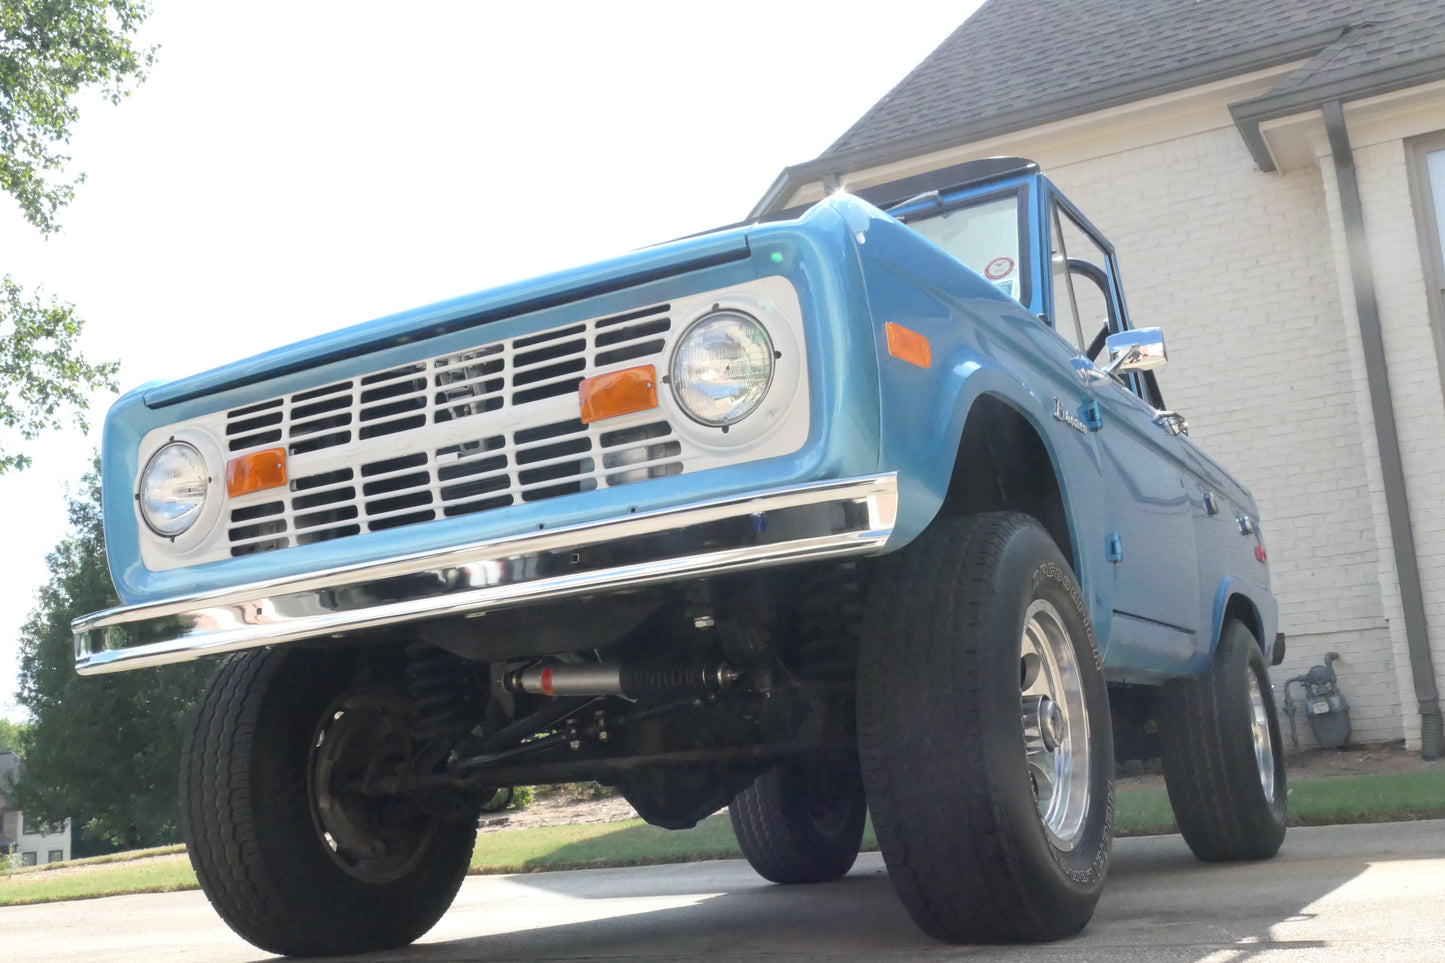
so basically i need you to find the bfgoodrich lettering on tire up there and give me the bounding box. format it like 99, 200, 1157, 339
857, 512, 1114, 943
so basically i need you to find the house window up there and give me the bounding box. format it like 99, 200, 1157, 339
1408, 133, 1445, 392
1427, 149, 1445, 305
48, 849, 64, 863
21, 851, 37, 866
18, 812, 64, 838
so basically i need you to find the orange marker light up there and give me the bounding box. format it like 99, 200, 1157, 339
226, 447, 288, 498
886, 322, 932, 369
579, 365, 658, 424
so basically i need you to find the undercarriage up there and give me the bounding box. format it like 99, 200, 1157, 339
355, 561, 865, 831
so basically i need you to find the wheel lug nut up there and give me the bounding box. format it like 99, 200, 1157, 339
1022, 695, 1065, 753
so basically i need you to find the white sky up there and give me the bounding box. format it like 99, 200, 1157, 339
0, 1, 981, 718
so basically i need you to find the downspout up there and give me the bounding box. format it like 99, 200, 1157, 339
1322, 99, 1443, 759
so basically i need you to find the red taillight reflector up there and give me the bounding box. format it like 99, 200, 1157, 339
579, 365, 658, 424
886, 322, 932, 368
226, 447, 288, 498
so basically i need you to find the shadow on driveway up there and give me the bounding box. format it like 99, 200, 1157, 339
279, 819, 1445, 963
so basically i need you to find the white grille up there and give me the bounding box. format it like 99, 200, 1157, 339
135, 277, 809, 571
221, 304, 681, 556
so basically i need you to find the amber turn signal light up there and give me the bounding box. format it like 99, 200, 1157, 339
226, 447, 288, 498
579, 365, 658, 424
886, 322, 932, 368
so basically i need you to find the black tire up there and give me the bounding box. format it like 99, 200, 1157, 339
857, 512, 1113, 943
180, 647, 477, 957
1159, 619, 1288, 862
730, 753, 866, 884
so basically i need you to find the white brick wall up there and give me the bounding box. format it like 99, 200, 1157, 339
1037, 124, 1409, 744
1316, 136, 1445, 749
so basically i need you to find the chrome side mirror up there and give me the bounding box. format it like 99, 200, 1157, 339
1103, 327, 1168, 376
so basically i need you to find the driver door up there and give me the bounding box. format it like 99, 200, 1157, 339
1045, 192, 1201, 670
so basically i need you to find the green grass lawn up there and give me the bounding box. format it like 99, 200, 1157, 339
0, 855, 196, 905
4, 769, 1441, 907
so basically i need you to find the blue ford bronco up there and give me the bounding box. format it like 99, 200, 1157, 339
75, 157, 1285, 954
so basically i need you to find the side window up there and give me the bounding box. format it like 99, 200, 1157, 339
1048, 201, 1114, 355
1048, 198, 1166, 408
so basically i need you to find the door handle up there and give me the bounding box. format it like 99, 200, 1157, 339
1154, 410, 1188, 437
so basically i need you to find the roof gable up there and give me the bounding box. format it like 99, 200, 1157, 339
756, 0, 1445, 213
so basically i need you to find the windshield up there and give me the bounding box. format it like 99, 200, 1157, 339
904, 191, 1026, 304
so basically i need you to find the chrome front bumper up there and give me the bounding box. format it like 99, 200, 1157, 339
75, 475, 898, 675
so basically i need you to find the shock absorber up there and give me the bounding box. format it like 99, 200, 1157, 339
405, 641, 480, 743
506, 660, 740, 699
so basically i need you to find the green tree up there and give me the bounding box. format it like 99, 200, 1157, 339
12, 459, 211, 849
1, 0, 153, 471
0, 716, 27, 752
1, 277, 118, 472
1, 0, 154, 234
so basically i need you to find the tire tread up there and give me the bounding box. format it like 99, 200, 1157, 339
730, 760, 865, 884
1159, 621, 1287, 862
180, 648, 476, 957
857, 512, 1112, 943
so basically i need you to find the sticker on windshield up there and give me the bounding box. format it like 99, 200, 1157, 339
984, 256, 1015, 280
993, 278, 1019, 300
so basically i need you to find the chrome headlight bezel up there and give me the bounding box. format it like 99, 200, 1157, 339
668, 309, 776, 428
138, 440, 212, 538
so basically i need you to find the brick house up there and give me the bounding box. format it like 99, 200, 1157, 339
0, 751, 71, 866
754, 0, 1445, 753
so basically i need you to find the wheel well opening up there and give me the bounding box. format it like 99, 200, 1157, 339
941, 395, 1074, 568
1221, 595, 1264, 653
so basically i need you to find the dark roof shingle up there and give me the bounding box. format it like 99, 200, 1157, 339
823, 0, 1424, 158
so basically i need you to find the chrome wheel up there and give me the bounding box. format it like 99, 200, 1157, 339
1247, 672, 1277, 803
1020, 598, 1091, 849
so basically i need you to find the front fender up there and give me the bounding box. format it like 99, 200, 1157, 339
837, 200, 1113, 634
840, 202, 1098, 536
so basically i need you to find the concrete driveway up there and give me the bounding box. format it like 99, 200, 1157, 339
4, 819, 1443, 962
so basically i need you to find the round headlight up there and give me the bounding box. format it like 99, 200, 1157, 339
670, 310, 775, 427
139, 442, 210, 537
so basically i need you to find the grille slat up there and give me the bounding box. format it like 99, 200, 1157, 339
229, 429, 283, 451
437, 455, 508, 482
516, 437, 591, 466
596, 339, 666, 367
295, 505, 360, 529
227, 412, 283, 436
440, 474, 510, 501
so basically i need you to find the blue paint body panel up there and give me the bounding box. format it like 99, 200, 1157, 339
97, 168, 1276, 682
